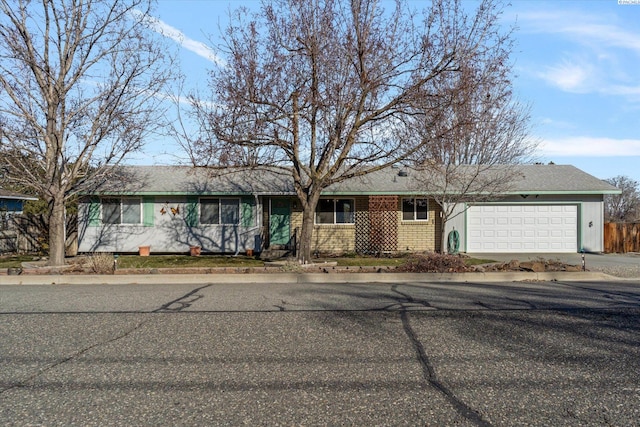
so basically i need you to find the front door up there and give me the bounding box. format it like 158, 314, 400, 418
269, 198, 291, 246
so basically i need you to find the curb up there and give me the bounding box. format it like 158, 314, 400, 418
0, 271, 617, 286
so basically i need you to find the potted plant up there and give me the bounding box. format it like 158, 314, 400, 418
138, 245, 150, 257
189, 245, 201, 257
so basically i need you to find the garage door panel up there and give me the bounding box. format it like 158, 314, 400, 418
483, 217, 496, 226
468, 204, 577, 253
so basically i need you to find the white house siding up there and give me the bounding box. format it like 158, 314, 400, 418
78, 196, 262, 254
442, 202, 467, 254
443, 194, 605, 254
574, 195, 604, 253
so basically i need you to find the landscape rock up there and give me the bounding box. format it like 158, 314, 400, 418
520, 261, 546, 272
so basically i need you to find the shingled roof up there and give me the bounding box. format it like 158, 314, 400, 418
90, 164, 619, 196
0, 189, 38, 200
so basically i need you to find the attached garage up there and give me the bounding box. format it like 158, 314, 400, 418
467, 204, 578, 253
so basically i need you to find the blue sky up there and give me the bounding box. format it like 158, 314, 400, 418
142, 0, 640, 184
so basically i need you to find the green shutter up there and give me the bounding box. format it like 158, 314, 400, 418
143, 196, 155, 227
241, 197, 256, 227
88, 197, 101, 226
186, 196, 199, 227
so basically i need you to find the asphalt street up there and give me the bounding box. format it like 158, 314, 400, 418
1, 279, 640, 426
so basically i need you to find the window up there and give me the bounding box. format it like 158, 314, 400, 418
200, 198, 240, 225
315, 199, 355, 224
402, 198, 428, 221
102, 198, 141, 224
200, 199, 219, 224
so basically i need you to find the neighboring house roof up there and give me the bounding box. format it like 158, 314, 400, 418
0, 189, 38, 201
88, 164, 620, 197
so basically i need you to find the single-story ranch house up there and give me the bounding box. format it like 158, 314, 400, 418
77, 164, 620, 255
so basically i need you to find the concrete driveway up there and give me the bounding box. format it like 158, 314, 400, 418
467, 252, 640, 278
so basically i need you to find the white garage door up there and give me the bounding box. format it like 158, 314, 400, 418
467, 204, 578, 253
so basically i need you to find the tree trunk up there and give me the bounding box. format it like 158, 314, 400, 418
440, 218, 448, 254
48, 196, 66, 266
298, 207, 315, 264
297, 190, 321, 264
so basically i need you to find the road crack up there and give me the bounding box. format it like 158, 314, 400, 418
0, 318, 150, 395
401, 310, 492, 427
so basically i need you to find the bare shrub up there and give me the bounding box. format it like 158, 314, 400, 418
397, 253, 470, 273
87, 253, 115, 275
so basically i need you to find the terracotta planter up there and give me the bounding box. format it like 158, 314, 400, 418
190, 246, 201, 257
138, 245, 150, 257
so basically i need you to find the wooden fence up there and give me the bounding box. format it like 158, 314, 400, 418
604, 222, 640, 253
0, 213, 77, 255
0, 214, 42, 254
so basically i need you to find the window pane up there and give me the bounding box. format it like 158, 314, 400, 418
335, 199, 354, 223
416, 199, 428, 220
220, 199, 239, 224
316, 199, 334, 224
122, 199, 141, 224
200, 198, 219, 224
402, 198, 414, 221
102, 198, 121, 224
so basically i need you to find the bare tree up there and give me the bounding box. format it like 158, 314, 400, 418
605, 176, 640, 222
187, 0, 517, 263
409, 58, 537, 253
0, 0, 173, 265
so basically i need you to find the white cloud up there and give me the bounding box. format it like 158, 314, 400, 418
517, 10, 640, 53
562, 22, 640, 54
516, 7, 640, 99
132, 10, 225, 67
537, 59, 593, 93
607, 84, 640, 98
538, 117, 576, 130
540, 136, 640, 157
